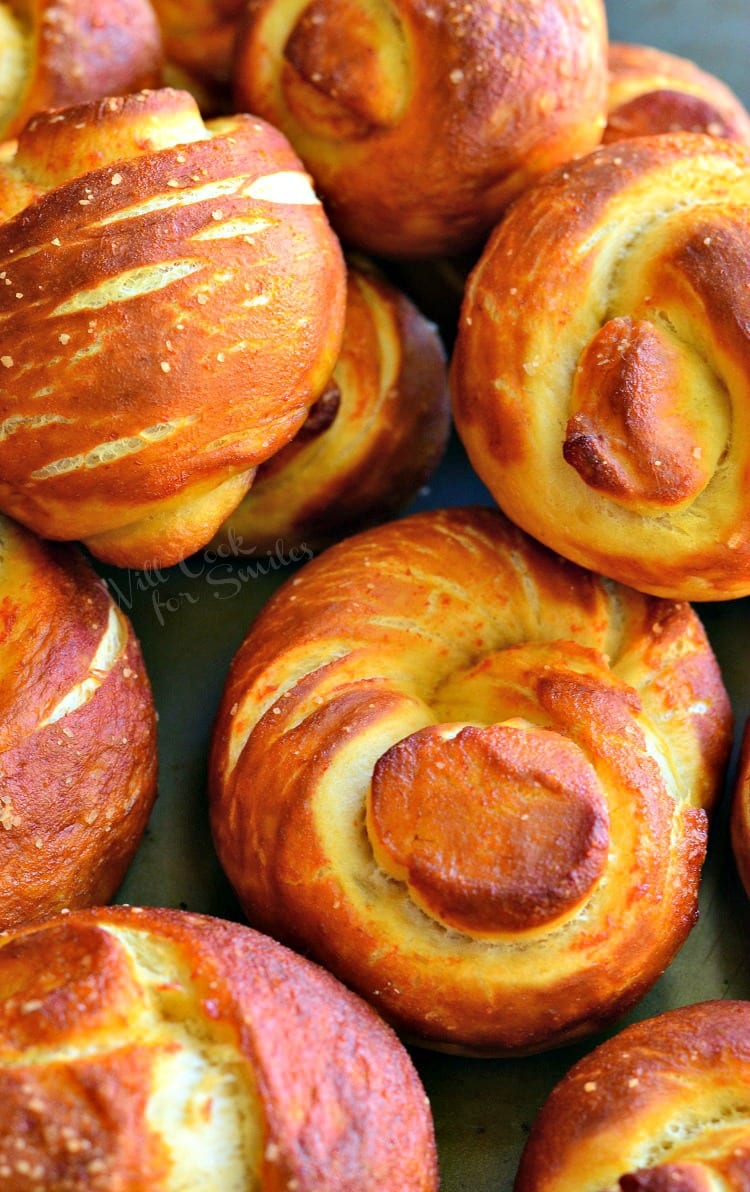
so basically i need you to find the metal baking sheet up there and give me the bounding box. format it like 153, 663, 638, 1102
110, 4, 750, 1187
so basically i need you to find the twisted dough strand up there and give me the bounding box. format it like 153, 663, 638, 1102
452, 133, 750, 599
210, 507, 731, 1053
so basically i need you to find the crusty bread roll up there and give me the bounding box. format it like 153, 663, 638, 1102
209, 506, 731, 1054
0, 87, 346, 569
0, 514, 157, 931
514, 1000, 750, 1190
149, 0, 244, 114
214, 258, 450, 553
605, 42, 750, 144
232, 0, 608, 258
0, 0, 162, 139
0, 905, 438, 1190
452, 132, 750, 601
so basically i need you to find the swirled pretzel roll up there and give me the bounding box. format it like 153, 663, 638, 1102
0, 514, 157, 931
452, 133, 750, 601
214, 259, 450, 553
0, 905, 438, 1190
232, 0, 609, 258
209, 506, 731, 1055
514, 1000, 750, 1191
605, 42, 750, 145
149, 0, 245, 114
730, 720, 750, 899
0, 0, 163, 139
0, 87, 346, 569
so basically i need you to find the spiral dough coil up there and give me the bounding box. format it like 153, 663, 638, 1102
209, 506, 732, 1054
452, 133, 750, 600
515, 1000, 750, 1191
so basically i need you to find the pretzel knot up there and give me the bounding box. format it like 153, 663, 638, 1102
210, 507, 732, 1054
452, 133, 750, 600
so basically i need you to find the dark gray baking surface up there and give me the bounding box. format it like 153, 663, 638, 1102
111, 5, 750, 1188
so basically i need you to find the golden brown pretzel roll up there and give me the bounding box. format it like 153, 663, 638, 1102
514, 1000, 750, 1191
214, 258, 450, 553
149, 0, 245, 114
0, 87, 346, 569
452, 132, 750, 601
0, 514, 157, 931
0, 0, 163, 139
209, 506, 731, 1054
605, 42, 750, 145
232, 0, 608, 258
0, 905, 438, 1190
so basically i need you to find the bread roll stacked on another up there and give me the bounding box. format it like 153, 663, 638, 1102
0, 906, 438, 1190
452, 132, 750, 600
605, 42, 750, 144
215, 258, 450, 553
0, 514, 157, 931
232, 0, 609, 257
210, 506, 732, 1055
0, 86, 346, 568
0, 0, 163, 139
148, 0, 245, 113
514, 1000, 750, 1190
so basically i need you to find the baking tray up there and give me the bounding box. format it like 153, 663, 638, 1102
107, 4, 750, 1187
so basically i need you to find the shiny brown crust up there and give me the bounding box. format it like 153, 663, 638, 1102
0, 515, 157, 931
0, 905, 438, 1190
605, 42, 750, 145
149, 0, 245, 113
0, 0, 163, 139
514, 1000, 750, 1191
209, 506, 731, 1054
232, 0, 608, 257
214, 258, 450, 553
0, 87, 345, 569
452, 132, 750, 600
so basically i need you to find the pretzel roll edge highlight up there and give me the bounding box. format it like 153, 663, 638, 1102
0, 87, 346, 568
0, 513, 157, 930
209, 506, 732, 1054
452, 132, 750, 600
0, 905, 438, 1190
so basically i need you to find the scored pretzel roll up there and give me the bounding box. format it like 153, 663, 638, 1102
214, 258, 450, 553
232, 0, 608, 258
0, 0, 163, 139
605, 42, 750, 145
0, 514, 157, 931
209, 506, 732, 1055
149, 0, 245, 114
452, 132, 750, 601
0, 87, 346, 569
0, 905, 438, 1190
514, 1000, 750, 1191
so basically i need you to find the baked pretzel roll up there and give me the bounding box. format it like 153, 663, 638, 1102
0, 87, 346, 569
514, 1000, 750, 1191
149, 0, 245, 114
209, 506, 731, 1054
232, 0, 608, 258
605, 42, 750, 145
452, 132, 750, 601
0, 514, 157, 931
0, 905, 438, 1190
0, 0, 162, 139
214, 258, 450, 553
